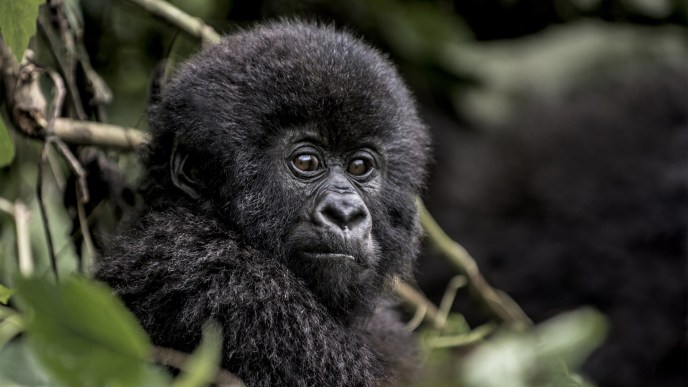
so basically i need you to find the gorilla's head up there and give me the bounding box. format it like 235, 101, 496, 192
144, 21, 430, 318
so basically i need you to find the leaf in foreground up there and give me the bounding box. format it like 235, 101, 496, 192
461, 308, 607, 387
0, 340, 52, 386
16, 276, 169, 386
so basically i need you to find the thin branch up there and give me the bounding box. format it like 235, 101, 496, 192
40, 66, 91, 203
404, 301, 427, 332
394, 280, 444, 330
427, 323, 496, 349
46, 146, 66, 191
14, 201, 33, 277
2, 35, 147, 151
436, 275, 467, 328
36, 144, 59, 282
0, 198, 34, 276
75, 186, 96, 272
48, 118, 148, 150
37, 4, 87, 120
124, 0, 221, 46
418, 199, 532, 330
0, 198, 13, 215
43, 67, 66, 134
152, 346, 245, 387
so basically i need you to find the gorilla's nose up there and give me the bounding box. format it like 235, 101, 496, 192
314, 194, 371, 237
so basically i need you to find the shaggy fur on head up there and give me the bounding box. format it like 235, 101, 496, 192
96, 21, 429, 386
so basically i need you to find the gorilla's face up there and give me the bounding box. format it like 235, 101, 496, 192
276, 131, 385, 313
149, 22, 430, 318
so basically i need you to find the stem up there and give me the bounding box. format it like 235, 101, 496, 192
418, 199, 532, 330
124, 0, 221, 46
394, 280, 444, 330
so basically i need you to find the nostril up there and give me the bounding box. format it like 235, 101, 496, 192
318, 198, 369, 231
323, 205, 347, 228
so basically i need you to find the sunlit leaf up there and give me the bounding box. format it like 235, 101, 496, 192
0, 283, 14, 304
0, 0, 44, 62
461, 308, 607, 387
535, 308, 608, 369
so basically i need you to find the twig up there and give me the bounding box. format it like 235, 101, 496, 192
0, 198, 34, 276
152, 346, 244, 387
418, 200, 532, 330
427, 323, 496, 349
36, 144, 59, 282
75, 186, 96, 272
124, 0, 221, 46
14, 201, 33, 277
0, 198, 13, 216
40, 66, 91, 203
37, 3, 87, 120
43, 67, 65, 134
404, 301, 427, 332
47, 118, 148, 149
436, 275, 467, 328
46, 146, 66, 191
394, 280, 443, 330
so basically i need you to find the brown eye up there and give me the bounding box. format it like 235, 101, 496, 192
347, 158, 369, 176
293, 154, 320, 172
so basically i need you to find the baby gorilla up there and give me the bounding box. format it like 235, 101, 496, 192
96, 21, 430, 386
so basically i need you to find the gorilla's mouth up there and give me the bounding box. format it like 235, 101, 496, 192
301, 252, 356, 261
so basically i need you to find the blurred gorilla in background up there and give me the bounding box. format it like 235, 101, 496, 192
418, 65, 687, 387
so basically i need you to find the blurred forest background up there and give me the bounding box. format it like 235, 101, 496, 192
0, 0, 686, 386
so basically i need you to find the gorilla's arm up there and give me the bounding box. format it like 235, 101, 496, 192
96, 208, 411, 386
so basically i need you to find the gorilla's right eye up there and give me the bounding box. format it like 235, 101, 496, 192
292, 154, 321, 172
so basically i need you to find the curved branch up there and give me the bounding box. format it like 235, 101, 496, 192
418, 199, 532, 330
124, 0, 221, 46
394, 280, 443, 330
152, 346, 244, 386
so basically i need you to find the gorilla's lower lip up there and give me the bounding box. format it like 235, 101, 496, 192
301, 252, 356, 261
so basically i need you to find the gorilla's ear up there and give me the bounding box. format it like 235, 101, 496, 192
170, 137, 202, 199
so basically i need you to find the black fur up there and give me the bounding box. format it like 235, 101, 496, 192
96, 21, 430, 386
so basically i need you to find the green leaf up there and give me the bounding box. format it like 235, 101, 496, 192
0, 0, 44, 62
460, 308, 607, 387
16, 275, 157, 387
173, 321, 224, 387
534, 307, 608, 370
0, 313, 23, 350
0, 283, 14, 304
0, 339, 53, 386
0, 118, 15, 167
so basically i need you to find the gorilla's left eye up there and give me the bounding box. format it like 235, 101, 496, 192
347, 156, 375, 177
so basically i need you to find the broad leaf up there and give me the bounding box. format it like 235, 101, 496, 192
16, 276, 159, 387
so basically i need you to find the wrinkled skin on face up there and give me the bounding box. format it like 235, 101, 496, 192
96, 21, 430, 386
